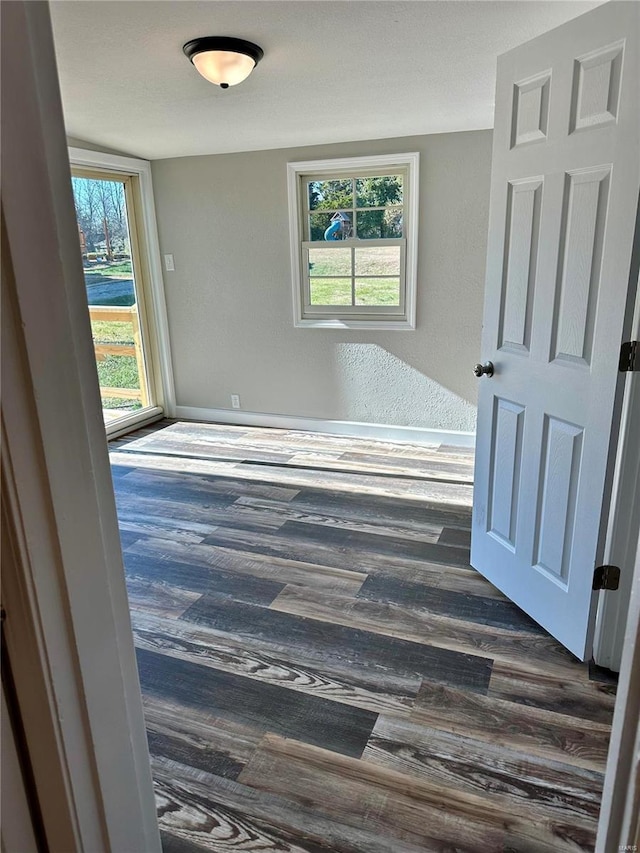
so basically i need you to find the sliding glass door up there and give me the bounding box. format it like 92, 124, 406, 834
71, 168, 156, 426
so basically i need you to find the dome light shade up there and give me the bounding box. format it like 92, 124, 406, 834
183, 37, 264, 88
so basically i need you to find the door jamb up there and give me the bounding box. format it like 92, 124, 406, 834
596, 529, 640, 850
1, 2, 161, 848
593, 199, 640, 671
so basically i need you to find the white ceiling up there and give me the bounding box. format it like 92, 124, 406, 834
50, 0, 601, 161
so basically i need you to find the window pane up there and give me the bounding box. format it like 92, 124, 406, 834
309, 211, 353, 241
355, 175, 403, 208
73, 176, 135, 307
309, 212, 332, 241
308, 179, 353, 211
356, 208, 403, 239
354, 245, 401, 276
310, 278, 352, 305
354, 278, 401, 306
309, 248, 352, 277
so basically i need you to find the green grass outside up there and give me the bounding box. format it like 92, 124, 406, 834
309, 249, 351, 277
91, 318, 141, 410
309, 245, 400, 277
308, 245, 401, 306
354, 247, 400, 276
97, 355, 141, 411
92, 319, 134, 344
85, 260, 133, 277
96, 354, 139, 388
310, 277, 400, 306
355, 278, 400, 305
310, 278, 352, 305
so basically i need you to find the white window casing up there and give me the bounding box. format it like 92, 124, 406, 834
287, 153, 419, 330
68, 146, 176, 427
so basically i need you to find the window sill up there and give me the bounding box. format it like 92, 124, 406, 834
294, 317, 415, 330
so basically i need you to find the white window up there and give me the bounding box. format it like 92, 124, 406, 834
287, 153, 419, 329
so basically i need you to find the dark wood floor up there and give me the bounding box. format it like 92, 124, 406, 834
109, 420, 616, 853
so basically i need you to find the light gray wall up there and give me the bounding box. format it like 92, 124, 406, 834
67, 135, 135, 157
151, 131, 493, 432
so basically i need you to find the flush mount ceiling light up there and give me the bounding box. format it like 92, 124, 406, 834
183, 37, 264, 89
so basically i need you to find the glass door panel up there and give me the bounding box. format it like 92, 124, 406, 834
71, 171, 154, 424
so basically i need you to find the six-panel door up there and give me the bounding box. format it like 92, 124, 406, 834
471, 2, 639, 660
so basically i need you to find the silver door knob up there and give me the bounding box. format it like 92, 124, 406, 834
473, 361, 494, 378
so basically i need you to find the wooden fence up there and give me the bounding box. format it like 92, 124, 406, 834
89, 305, 149, 407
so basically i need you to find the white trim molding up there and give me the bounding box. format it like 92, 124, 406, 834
2, 3, 161, 849
105, 406, 165, 440
287, 152, 419, 330
68, 146, 177, 417
596, 531, 640, 851
174, 405, 476, 447
593, 268, 640, 671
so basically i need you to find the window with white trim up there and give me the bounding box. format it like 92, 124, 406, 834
288, 153, 419, 329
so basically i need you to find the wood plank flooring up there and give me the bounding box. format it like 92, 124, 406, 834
109, 420, 616, 853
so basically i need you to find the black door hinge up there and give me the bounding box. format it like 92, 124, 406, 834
593, 565, 621, 591
619, 341, 639, 372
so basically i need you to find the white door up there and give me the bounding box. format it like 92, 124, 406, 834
471, 1, 639, 660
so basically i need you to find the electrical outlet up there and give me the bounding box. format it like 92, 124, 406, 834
231, 394, 241, 409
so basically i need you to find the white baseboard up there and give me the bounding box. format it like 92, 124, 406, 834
173, 405, 476, 448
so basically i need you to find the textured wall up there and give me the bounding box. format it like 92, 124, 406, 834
67, 135, 136, 158
151, 131, 492, 432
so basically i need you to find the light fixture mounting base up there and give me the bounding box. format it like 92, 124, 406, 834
182, 36, 264, 67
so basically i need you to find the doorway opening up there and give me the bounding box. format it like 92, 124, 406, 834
71, 168, 156, 426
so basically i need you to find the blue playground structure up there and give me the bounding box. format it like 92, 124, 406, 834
324, 219, 342, 240
323, 211, 352, 241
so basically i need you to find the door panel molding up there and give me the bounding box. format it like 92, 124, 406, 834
471, 0, 639, 659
